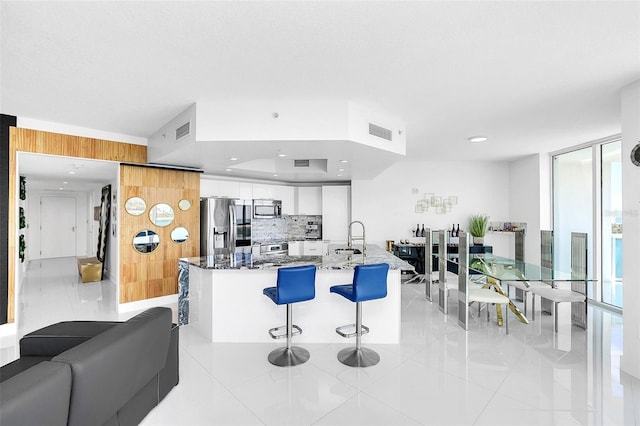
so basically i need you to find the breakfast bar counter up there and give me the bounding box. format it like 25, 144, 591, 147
179, 245, 411, 344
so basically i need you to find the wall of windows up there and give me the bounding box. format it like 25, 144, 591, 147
552, 137, 622, 309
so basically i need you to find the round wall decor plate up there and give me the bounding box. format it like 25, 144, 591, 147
631, 142, 640, 167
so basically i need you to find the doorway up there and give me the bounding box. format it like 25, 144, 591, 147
39, 195, 77, 258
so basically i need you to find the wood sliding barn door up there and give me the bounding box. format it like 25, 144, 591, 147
119, 164, 200, 304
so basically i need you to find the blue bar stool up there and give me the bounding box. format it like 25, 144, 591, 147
330, 263, 389, 367
263, 265, 316, 367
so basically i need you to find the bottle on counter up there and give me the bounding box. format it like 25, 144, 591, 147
455, 224, 460, 237
416, 224, 420, 237
451, 224, 456, 237
420, 224, 425, 237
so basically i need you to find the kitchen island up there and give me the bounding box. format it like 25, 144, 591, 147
179, 245, 412, 344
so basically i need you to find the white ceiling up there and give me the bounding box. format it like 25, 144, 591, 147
18, 153, 118, 192
1, 1, 639, 186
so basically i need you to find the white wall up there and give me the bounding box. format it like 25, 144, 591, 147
196, 100, 349, 141
351, 159, 512, 256
148, 104, 197, 161
620, 80, 640, 379
509, 154, 545, 265
552, 151, 594, 274
26, 189, 91, 259
539, 153, 552, 231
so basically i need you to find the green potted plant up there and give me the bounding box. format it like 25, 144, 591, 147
468, 214, 489, 245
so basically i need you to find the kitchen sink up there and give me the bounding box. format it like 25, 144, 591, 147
334, 248, 362, 255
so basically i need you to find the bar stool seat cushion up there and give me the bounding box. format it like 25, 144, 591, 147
329, 284, 356, 301
262, 287, 278, 303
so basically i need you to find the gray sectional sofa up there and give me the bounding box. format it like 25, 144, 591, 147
0, 307, 179, 426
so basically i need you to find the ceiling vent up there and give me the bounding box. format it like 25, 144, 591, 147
294, 159, 310, 167
175, 121, 191, 140
369, 123, 392, 141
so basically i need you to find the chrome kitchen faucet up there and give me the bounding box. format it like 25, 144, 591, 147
348, 221, 367, 260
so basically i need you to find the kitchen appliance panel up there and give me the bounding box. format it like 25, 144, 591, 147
201, 198, 252, 257
235, 201, 252, 247
253, 199, 282, 219
305, 221, 322, 240
260, 242, 289, 255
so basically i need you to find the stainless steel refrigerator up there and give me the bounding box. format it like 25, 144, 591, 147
200, 198, 252, 258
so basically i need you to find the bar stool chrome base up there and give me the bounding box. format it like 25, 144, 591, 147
337, 346, 380, 367
267, 346, 310, 367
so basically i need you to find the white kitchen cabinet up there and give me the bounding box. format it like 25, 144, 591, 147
253, 184, 295, 215
272, 185, 295, 215
239, 183, 253, 200
303, 240, 323, 256
252, 184, 273, 199
200, 179, 240, 198
322, 185, 350, 241
288, 241, 303, 256
296, 186, 322, 215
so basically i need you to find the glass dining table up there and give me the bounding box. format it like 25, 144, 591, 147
439, 251, 591, 328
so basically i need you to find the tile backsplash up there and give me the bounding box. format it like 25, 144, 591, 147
252, 215, 322, 243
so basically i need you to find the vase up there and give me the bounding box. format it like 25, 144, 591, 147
473, 236, 484, 246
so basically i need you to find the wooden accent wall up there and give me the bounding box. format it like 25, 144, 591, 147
119, 165, 200, 304
7, 127, 147, 323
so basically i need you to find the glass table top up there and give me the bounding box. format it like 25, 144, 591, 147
435, 252, 593, 282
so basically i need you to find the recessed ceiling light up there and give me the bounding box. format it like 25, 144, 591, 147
273, 174, 278, 177
63, 181, 68, 184
340, 160, 349, 163
338, 168, 345, 172
225, 168, 232, 172
229, 157, 238, 161
58, 187, 64, 190
468, 136, 488, 143
337, 174, 343, 177
278, 153, 287, 157
68, 171, 76, 175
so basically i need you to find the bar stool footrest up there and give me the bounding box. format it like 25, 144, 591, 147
335, 323, 369, 338
268, 324, 302, 339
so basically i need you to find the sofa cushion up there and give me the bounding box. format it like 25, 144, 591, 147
52, 307, 172, 426
0, 361, 71, 426
116, 375, 160, 426
0, 356, 52, 382
20, 320, 120, 357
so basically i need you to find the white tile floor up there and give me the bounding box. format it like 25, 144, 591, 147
4, 257, 640, 425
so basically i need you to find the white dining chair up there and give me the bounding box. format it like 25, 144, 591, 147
530, 286, 586, 332
467, 282, 511, 334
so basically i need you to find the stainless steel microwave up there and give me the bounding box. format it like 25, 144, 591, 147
252, 199, 282, 219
